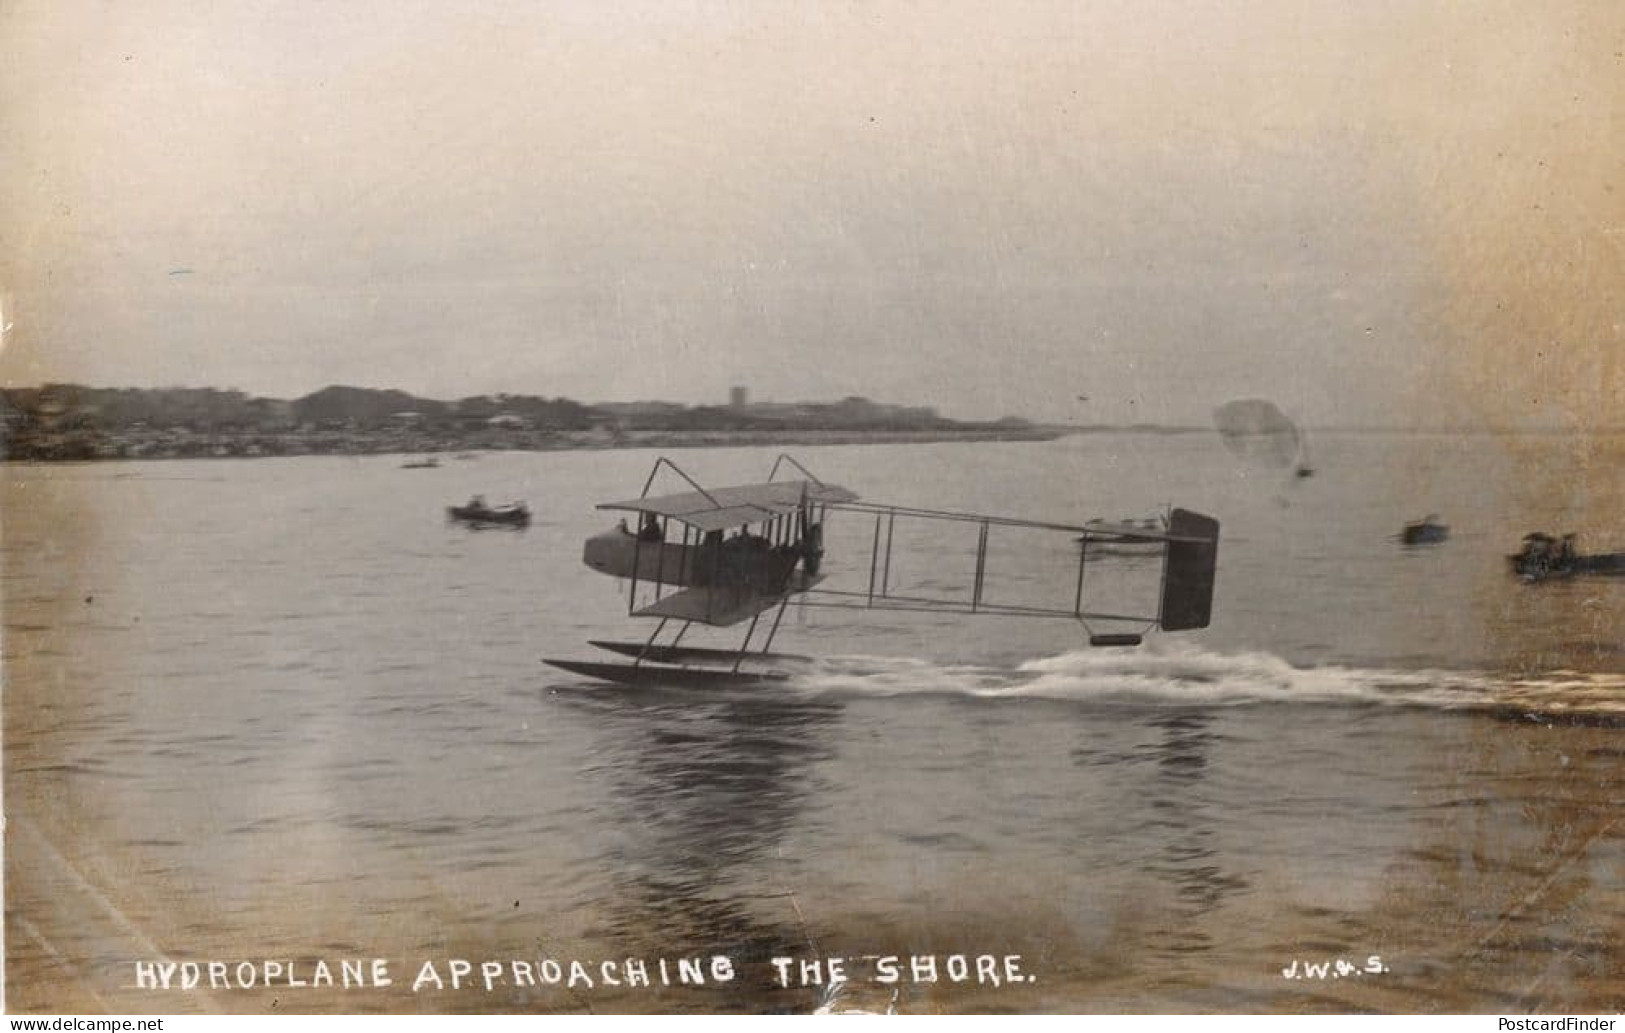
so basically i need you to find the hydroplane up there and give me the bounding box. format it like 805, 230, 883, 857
543, 455, 1219, 686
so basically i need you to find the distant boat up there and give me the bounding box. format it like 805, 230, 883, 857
1509, 532, 1625, 582
1076, 517, 1165, 558
1401, 515, 1449, 546
448, 498, 530, 529
402, 456, 440, 469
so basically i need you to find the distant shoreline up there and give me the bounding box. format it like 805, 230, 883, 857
0, 426, 1065, 462
6, 421, 1616, 462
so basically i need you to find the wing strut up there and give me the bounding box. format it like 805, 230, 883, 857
760, 598, 791, 656
733, 611, 763, 672
634, 618, 669, 667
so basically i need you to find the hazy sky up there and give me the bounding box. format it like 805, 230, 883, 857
2, 1, 1620, 426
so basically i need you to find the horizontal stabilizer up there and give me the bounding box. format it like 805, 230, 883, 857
1159, 508, 1219, 631
1089, 633, 1144, 648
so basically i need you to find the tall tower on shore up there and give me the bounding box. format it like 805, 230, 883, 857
729, 386, 747, 410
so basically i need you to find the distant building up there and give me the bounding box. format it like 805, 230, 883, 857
595, 401, 688, 419
729, 386, 747, 410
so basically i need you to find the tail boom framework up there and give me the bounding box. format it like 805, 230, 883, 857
801, 500, 1220, 645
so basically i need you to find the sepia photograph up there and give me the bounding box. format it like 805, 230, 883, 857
2, 0, 1621, 1017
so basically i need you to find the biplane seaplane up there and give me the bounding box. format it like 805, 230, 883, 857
543, 455, 1219, 686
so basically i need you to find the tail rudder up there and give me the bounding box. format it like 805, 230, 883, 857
1159, 508, 1219, 631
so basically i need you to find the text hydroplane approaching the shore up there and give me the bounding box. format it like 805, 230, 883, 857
543, 455, 1220, 685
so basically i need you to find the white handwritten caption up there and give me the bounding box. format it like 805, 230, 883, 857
1281, 956, 1388, 980
134, 953, 1031, 993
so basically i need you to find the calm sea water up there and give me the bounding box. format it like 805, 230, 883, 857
5, 433, 1622, 1013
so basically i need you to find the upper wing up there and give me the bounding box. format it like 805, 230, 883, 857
600, 480, 859, 532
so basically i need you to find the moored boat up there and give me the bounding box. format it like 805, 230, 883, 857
1509, 532, 1625, 581
447, 497, 531, 528
1400, 515, 1449, 546
1075, 517, 1165, 558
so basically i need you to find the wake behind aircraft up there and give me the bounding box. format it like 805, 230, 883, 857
543, 455, 1220, 686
